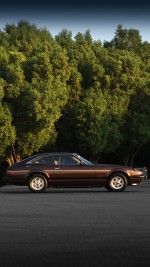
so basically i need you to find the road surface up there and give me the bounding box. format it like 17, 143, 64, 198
0, 181, 150, 267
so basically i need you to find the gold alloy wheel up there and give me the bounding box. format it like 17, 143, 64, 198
31, 177, 45, 191
110, 176, 124, 190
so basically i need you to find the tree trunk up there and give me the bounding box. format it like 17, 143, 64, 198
123, 148, 139, 167
6, 152, 22, 166
6, 153, 15, 166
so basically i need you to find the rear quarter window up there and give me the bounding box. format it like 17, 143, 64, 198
28, 156, 50, 165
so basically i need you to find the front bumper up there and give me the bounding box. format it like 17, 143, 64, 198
129, 175, 147, 186
135, 168, 148, 180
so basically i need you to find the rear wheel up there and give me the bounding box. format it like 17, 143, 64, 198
106, 173, 128, 192
28, 174, 48, 193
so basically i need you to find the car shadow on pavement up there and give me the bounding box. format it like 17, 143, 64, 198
0, 187, 145, 194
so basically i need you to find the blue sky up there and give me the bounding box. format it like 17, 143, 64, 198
0, 0, 150, 43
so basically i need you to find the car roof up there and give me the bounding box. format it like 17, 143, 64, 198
29, 152, 76, 159
38, 152, 75, 155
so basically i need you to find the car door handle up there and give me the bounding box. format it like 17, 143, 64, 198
55, 168, 60, 170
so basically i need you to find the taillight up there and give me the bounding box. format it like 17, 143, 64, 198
7, 171, 15, 175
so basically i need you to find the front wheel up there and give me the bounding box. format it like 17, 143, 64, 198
106, 173, 128, 192
28, 174, 48, 193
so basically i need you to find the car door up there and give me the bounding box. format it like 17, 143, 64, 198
51, 155, 96, 187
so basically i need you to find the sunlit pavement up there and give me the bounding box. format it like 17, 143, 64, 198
0, 181, 150, 267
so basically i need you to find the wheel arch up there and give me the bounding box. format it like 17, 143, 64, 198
107, 171, 129, 185
26, 172, 50, 185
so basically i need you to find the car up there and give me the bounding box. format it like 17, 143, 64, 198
3, 152, 147, 193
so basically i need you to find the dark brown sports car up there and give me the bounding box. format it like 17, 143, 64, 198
4, 152, 147, 193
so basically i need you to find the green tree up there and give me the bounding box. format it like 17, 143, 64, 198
0, 78, 15, 161
75, 87, 131, 162
13, 46, 70, 158
104, 24, 143, 54
0, 21, 71, 163
4, 20, 54, 55
119, 87, 150, 166
0, 20, 149, 168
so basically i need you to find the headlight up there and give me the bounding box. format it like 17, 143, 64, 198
134, 168, 144, 175
129, 169, 143, 176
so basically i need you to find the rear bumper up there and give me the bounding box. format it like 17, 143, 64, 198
2, 176, 26, 185
0, 177, 7, 187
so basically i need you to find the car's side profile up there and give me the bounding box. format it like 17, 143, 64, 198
4, 152, 147, 193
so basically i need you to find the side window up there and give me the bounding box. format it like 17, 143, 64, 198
30, 156, 50, 164
60, 155, 80, 165
49, 156, 60, 165
38, 156, 50, 164
48, 155, 81, 165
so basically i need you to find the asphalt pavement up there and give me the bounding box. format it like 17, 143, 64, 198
0, 181, 150, 267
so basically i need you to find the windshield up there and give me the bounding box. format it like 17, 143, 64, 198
74, 154, 93, 165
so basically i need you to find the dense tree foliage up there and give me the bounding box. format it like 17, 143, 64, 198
0, 21, 149, 167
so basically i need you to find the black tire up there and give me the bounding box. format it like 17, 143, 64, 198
28, 174, 48, 193
106, 173, 128, 192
